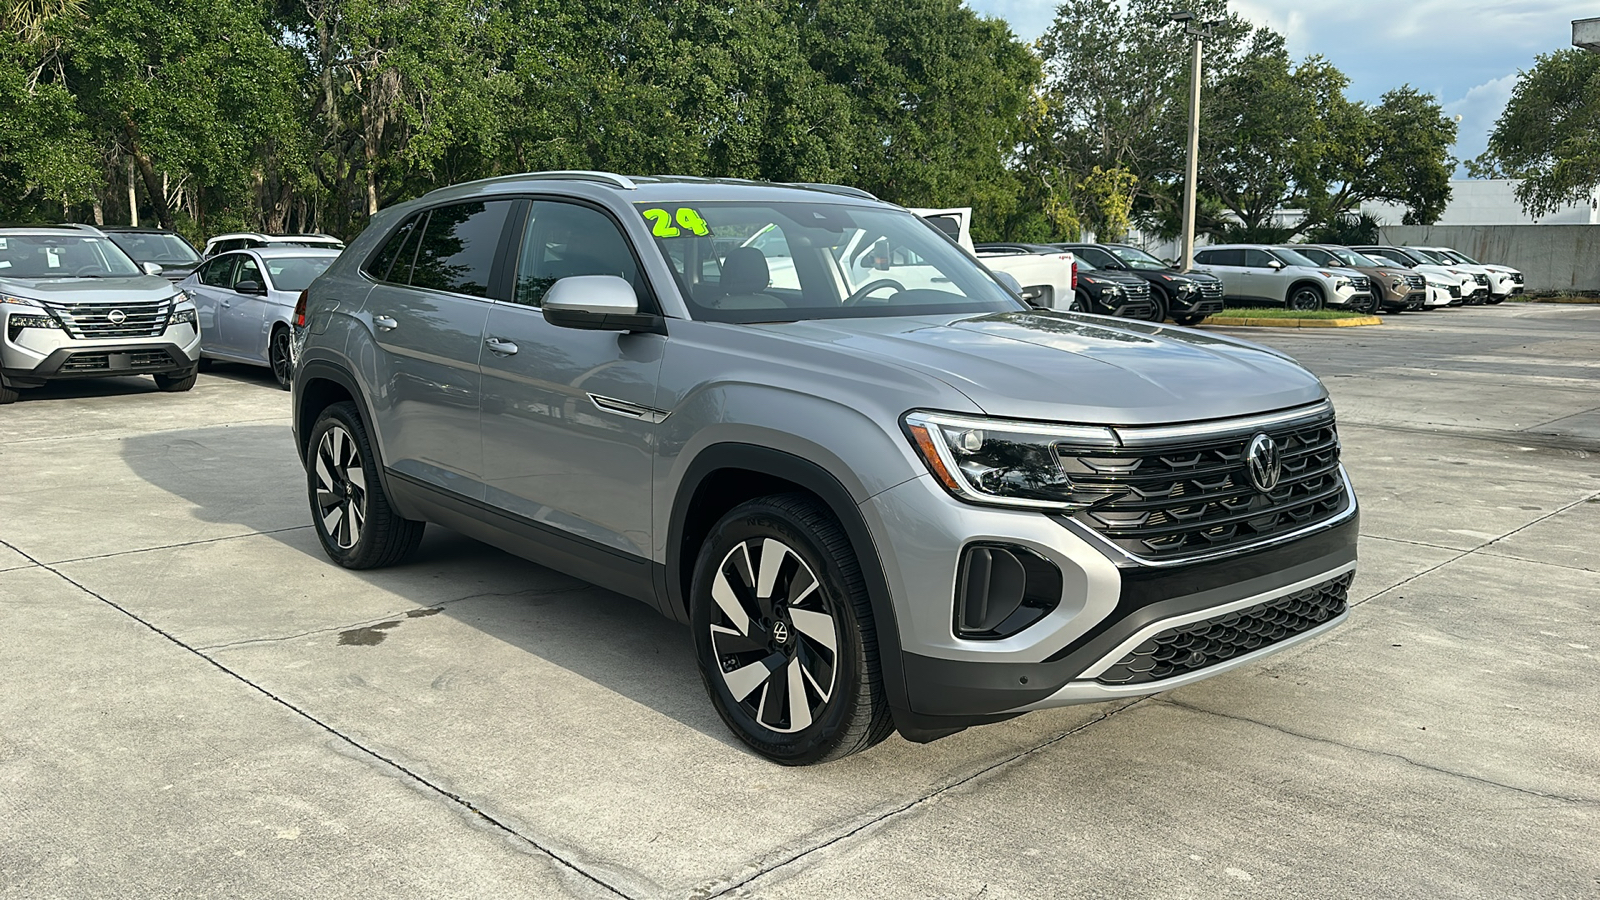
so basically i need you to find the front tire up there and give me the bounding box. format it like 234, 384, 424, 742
307, 401, 425, 569
153, 370, 197, 392
0, 382, 18, 404
1288, 284, 1325, 312
691, 494, 893, 765
1143, 290, 1168, 323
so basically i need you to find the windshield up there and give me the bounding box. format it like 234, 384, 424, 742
1273, 248, 1320, 268
1365, 254, 1409, 269
1441, 249, 1481, 265
264, 256, 334, 292
0, 234, 142, 278
1107, 245, 1170, 270
107, 232, 199, 265
1407, 248, 1450, 265
640, 201, 1024, 322
1327, 248, 1379, 267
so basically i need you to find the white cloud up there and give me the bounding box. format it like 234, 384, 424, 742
1444, 72, 1520, 169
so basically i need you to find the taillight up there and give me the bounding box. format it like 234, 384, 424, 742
294, 290, 309, 327
1071, 260, 1078, 291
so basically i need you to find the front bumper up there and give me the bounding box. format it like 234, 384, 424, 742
2, 314, 201, 387
864, 469, 1358, 733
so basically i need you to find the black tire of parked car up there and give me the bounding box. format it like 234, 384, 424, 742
306, 401, 426, 569
1173, 313, 1207, 326
1074, 291, 1098, 314
0, 383, 18, 404
1288, 284, 1325, 313
1352, 293, 1379, 315
153, 371, 197, 392
1487, 295, 1505, 305
1143, 289, 1169, 324
269, 326, 294, 391
690, 493, 894, 765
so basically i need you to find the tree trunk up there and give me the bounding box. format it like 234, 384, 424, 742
124, 119, 173, 229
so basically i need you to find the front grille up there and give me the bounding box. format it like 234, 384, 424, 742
1096, 572, 1352, 685
1062, 413, 1349, 562
1511, 272, 1524, 284
1349, 275, 1370, 291
1448, 284, 1461, 298
41, 299, 172, 339
1473, 273, 1489, 286
1404, 274, 1425, 290
1125, 281, 1151, 299
58, 350, 173, 372
1197, 281, 1223, 298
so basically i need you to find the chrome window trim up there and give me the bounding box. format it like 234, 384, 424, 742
1111, 399, 1334, 447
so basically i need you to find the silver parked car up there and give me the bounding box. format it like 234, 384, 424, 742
184, 247, 339, 388
1194, 244, 1376, 312
0, 225, 201, 404
293, 172, 1359, 764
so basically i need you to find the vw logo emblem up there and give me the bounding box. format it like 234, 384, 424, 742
107, 309, 127, 325
1246, 433, 1283, 493
771, 621, 791, 644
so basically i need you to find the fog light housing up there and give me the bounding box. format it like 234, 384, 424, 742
954, 543, 1062, 639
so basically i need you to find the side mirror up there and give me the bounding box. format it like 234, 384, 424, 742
141, 261, 164, 276
993, 270, 1024, 296
543, 275, 663, 334
1266, 259, 1285, 270
860, 239, 892, 271
234, 279, 267, 295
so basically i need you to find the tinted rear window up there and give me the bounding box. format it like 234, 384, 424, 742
409, 201, 514, 297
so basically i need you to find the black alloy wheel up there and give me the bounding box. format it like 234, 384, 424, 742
691, 494, 892, 764
269, 326, 294, 390
1288, 285, 1325, 312
307, 401, 425, 568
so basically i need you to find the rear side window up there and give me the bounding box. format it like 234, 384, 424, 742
365, 215, 420, 282
1076, 247, 1122, 269
1198, 249, 1243, 266
409, 200, 515, 297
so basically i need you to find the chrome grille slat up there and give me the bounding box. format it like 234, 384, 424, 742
42, 299, 172, 339
1064, 415, 1348, 561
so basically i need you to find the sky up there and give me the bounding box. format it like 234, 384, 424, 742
966, 0, 1595, 174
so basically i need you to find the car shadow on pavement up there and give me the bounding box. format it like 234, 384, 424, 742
11, 374, 161, 402
120, 423, 734, 748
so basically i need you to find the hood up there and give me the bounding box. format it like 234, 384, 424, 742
750, 310, 1327, 426
0, 273, 182, 305
157, 262, 201, 282
1078, 271, 1146, 288
1162, 269, 1221, 284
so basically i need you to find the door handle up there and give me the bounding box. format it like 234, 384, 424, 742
373, 315, 398, 331
220, 301, 231, 309
484, 337, 518, 356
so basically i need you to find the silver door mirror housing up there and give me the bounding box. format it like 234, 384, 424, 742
542, 275, 665, 334
1267, 259, 1285, 270
993, 270, 1024, 296
141, 261, 164, 276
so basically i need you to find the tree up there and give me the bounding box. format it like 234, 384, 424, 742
1472, 49, 1600, 217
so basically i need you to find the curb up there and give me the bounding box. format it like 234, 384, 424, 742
1204, 315, 1383, 328
1516, 297, 1600, 305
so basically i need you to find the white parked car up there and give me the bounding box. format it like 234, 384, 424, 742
1358, 251, 1456, 308
202, 232, 345, 258
1193, 244, 1375, 312
181, 247, 339, 387
1412, 246, 1523, 302
910, 208, 1077, 311
1351, 246, 1481, 305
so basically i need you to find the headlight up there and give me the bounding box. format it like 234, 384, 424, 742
1176, 281, 1197, 294
170, 307, 198, 329
903, 411, 1117, 510
170, 290, 190, 305
1103, 284, 1124, 295
1, 294, 43, 307
1390, 277, 1405, 289
1334, 278, 1351, 290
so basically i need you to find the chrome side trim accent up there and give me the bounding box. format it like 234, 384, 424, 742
588, 393, 670, 423
1056, 466, 1358, 569
1009, 610, 1349, 712
1111, 399, 1334, 447
1078, 560, 1356, 680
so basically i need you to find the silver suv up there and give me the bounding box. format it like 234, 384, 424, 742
292, 173, 1359, 764
1, 225, 201, 403
1194, 244, 1376, 313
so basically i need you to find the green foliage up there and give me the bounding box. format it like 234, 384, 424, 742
1475, 49, 1600, 217
1303, 212, 1380, 246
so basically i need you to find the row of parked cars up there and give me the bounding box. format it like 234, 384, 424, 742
972, 239, 1524, 323
0, 224, 346, 401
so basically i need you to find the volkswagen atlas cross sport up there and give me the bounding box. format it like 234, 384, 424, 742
291, 172, 1359, 765
1, 225, 201, 403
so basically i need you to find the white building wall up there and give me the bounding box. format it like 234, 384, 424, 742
1362, 179, 1600, 226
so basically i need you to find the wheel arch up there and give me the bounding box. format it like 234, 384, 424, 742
1286, 279, 1326, 303
665, 443, 913, 726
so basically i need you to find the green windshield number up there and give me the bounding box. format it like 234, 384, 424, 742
642, 208, 681, 238
641, 206, 711, 238
674, 207, 711, 236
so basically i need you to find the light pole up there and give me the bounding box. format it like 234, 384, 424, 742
1173, 12, 1217, 272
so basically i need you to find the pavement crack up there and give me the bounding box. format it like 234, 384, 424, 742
0, 536, 637, 900
48, 526, 315, 566
1160, 698, 1593, 805
697, 699, 1147, 899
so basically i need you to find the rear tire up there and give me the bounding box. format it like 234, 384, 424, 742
269, 326, 294, 390
691, 493, 893, 765
153, 371, 197, 393
306, 401, 425, 569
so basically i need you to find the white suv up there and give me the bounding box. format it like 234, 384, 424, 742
202, 232, 345, 258
1193, 244, 1375, 313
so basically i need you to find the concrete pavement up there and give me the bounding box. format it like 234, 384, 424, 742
2, 305, 1597, 898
